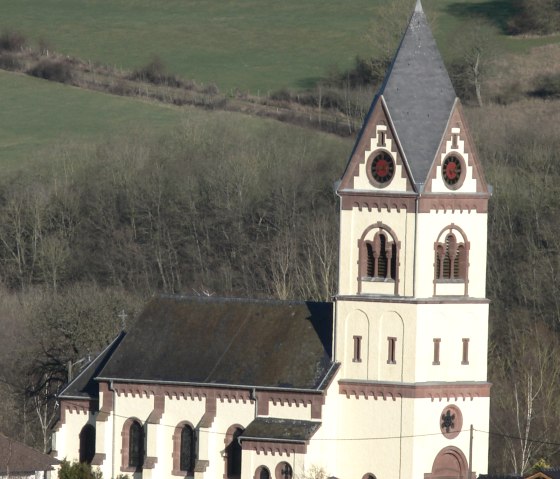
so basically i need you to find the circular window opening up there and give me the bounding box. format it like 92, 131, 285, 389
440, 404, 463, 439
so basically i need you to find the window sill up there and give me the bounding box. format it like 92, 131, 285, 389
361, 277, 395, 283
435, 279, 465, 284
387, 360, 396, 365
432, 361, 440, 366
352, 359, 362, 363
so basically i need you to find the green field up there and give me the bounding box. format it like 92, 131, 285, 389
0, 0, 384, 93
1, 0, 558, 93
1, 0, 559, 169
0, 70, 355, 169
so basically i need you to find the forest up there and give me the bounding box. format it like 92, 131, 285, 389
0, 0, 559, 475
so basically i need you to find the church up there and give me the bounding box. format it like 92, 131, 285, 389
52, 1, 491, 478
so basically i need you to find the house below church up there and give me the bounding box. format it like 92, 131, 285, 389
53, 1, 492, 478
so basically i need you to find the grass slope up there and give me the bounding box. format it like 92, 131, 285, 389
0, 0, 382, 93
0, 70, 186, 169
0, 70, 353, 171
1, 0, 558, 93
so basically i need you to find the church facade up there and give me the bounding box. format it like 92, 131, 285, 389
53, 2, 491, 478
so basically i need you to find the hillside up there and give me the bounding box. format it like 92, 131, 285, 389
0, 0, 559, 474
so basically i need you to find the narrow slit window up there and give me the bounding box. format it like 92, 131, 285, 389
452, 133, 459, 149
353, 336, 362, 363
387, 337, 397, 364
462, 338, 470, 365
378, 130, 386, 146
433, 338, 441, 365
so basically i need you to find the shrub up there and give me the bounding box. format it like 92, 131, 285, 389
0, 52, 23, 70
0, 31, 27, 52
531, 73, 560, 99
129, 56, 183, 87
58, 460, 102, 479
269, 88, 292, 102
507, 0, 560, 35
491, 81, 524, 105
201, 83, 219, 95
28, 59, 73, 83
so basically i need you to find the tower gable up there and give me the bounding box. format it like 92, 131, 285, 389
337, 97, 414, 197
424, 100, 490, 196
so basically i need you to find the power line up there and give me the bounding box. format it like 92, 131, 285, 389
59, 399, 560, 447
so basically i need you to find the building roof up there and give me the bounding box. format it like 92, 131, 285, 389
59, 332, 126, 400
97, 295, 335, 390
527, 470, 560, 479
380, 0, 456, 189
240, 417, 321, 443
0, 433, 59, 474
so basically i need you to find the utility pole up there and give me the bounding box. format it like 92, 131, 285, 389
468, 424, 473, 479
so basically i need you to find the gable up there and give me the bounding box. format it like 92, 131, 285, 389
338, 97, 413, 194
424, 100, 489, 195
98, 296, 334, 390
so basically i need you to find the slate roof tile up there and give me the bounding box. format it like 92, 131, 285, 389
97, 295, 334, 390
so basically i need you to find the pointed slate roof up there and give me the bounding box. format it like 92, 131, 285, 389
380, 0, 456, 189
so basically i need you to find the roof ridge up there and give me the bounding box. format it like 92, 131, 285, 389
157, 293, 331, 306
380, 0, 456, 187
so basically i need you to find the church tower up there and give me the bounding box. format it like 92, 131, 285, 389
333, 1, 490, 477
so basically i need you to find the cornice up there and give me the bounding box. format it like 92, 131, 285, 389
339, 380, 491, 401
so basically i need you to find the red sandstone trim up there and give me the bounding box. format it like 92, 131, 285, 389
97, 382, 113, 422
147, 394, 165, 424
256, 391, 325, 420
339, 380, 491, 401
241, 439, 306, 456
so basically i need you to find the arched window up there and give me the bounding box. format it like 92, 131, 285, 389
255, 466, 271, 479
435, 230, 468, 281
275, 462, 293, 479
128, 420, 144, 470
361, 229, 397, 280
225, 426, 243, 479
362, 474, 377, 479
79, 424, 95, 464
359, 223, 398, 281
180, 424, 195, 473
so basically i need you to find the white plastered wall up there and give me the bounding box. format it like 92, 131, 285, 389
54, 408, 93, 464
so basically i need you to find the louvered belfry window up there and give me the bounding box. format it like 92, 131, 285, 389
436, 232, 466, 280
365, 231, 396, 280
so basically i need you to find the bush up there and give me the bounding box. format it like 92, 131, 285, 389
58, 460, 102, 479
507, 0, 560, 35
129, 56, 183, 87
269, 88, 292, 102
28, 59, 73, 83
0, 52, 23, 70
531, 73, 560, 99
325, 56, 390, 89
0, 31, 27, 52
491, 81, 524, 105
